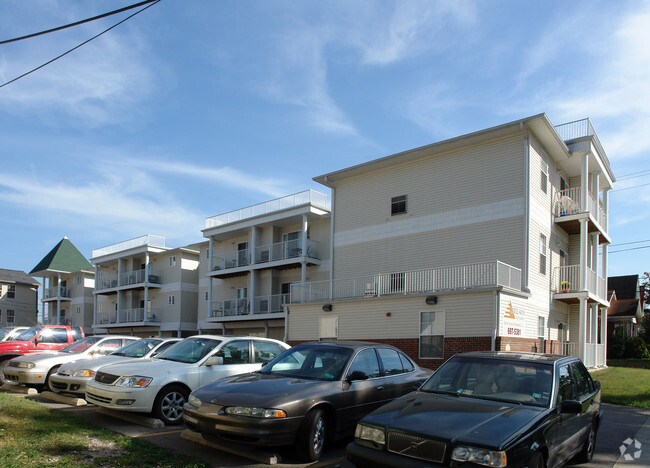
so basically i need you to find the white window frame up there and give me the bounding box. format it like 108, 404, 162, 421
7, 284, 15, 298
76, 306, 81, 315
168, 295, 175, 305
419, 310, 445, 359
538, 316, 546, 338
169, 256, 176, 267
539, 234, 547, 275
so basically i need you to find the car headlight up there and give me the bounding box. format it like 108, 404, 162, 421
187, 395, 202, 408
14, 362, 36, 369
114, 376, 153, 388
354, 423, 385, 447
451, 445, 507, 467
224, 406, 287, 418
72, 369, 95, 378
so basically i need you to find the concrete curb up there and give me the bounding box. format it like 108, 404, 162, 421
96, 407, 165, 429
39, 391, 87, 406
0, 383, 38, 395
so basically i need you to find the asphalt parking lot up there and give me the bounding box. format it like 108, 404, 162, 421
2, 384, 649, 467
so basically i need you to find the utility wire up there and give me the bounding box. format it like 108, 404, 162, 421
612, 182, 650, 192
0, 0, 158, 45
609, 245, 650, 254
0, 0, 161, 89
617, 169, 650, 181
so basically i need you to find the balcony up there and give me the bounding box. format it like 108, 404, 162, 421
554, 118, 612, 177
210, 238, 320, 277
552, 265, 607, 304
92, 234, 166, 258
553, 188, 608, 240
209, 298, 250, 318
204, 190, 328, 229
43, 286, 71, 300
95, 308, 160, 326
95, 269, 162, 292
208, 293, 289, 320
290, 261, 521, 303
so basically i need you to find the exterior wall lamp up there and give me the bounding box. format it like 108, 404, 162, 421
322, 304, 333, 312
425, 296, 438, 305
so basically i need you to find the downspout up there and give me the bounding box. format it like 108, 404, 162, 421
492, 290, 500, 351
520, 122, 531, 293
328, 182, 335, 301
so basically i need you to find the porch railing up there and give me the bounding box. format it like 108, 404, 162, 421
210, 299, 250, 318
44, 286, 70, 299
553, 188, 607, 229
95, 270, 161, 290
95, 309, 160, 325
552, 265, 606, 301
205, 189, 329, 229
290, 261, 521, 303
554, 118, 612, 177
211, 238, 319, 271
92, 234, 166, 258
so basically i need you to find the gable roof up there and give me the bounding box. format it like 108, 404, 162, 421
607, 298, 641, 319
30, 237, 92, 276
0, 268, 40, 287
607, 275, 639, 300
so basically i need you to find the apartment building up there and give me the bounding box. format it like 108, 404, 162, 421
200, 190, 331, 340
30, 237, 94, 329
92, 235, 200, 338
287, 114, 614, 369
0, 268, 39, 327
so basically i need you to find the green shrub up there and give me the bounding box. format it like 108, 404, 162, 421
608, 330, 626, 358
624, 337, 650, 359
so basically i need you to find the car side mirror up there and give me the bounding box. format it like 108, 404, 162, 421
559, 400, 582, 414
594, 380, 601, 390
204, 356, 224, 367
346, 370, 369, 382
34, 336, 42, 345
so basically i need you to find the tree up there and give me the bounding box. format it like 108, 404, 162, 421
639, 273, 650, 344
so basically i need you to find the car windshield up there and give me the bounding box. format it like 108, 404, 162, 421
420, 357, 553, 407
261, 345, 353, 381
112, 338, 161, 357
14, 326, 43, 341
60, 336, 102, 353
155, 337, 221, 363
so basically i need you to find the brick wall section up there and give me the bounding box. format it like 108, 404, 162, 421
496, 337, 560, 354
289, 336, 493, 371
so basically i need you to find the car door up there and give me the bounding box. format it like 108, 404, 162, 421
570, 361, 599, 443
198, 340, 257, 387
35, 327, 70, 352
551, 363, 582, 464
376, 348, 420, 400
337, 348, 388, 433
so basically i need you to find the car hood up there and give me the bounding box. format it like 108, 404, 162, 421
192, 372, 335, 408
60, 355, 135, 373
96, 358, 190, 377
361, 391, 545, 449
10, 351, 63, 363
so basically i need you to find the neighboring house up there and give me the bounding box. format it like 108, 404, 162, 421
30, 237, 94, 329
607, 275, 644, 338
200, 190, 331, 341
287, 114, 614, 369
0, 268, 39, 327
91, 235, 200, 338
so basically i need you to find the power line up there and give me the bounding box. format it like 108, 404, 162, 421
609, 239, 650, 247
617, 169, 650, 181
608, 245, 650, 254
0, 0, 159, 45
612, 182, 650, 192
0, 0, 161, 89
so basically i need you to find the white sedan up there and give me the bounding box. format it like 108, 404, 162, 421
85, 335, 290, 425
3, 335, 138, 391
50, 337, 181, 396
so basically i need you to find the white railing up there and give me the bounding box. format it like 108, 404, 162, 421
554, 118, 612, 177
96, 274, 119, 291
211, 238, 319, 271
92, 234, 166, 258
552, 265, 606, 301
558, 341, 577, 357
44, 286, 70, 299
210, 299, 250, 318
290, 261, 521, 303
553, 188, 607, 230
120, 269, 162, 286
204, 190, 329, 229
95, 309, 159, 325
254, 294, 289, 314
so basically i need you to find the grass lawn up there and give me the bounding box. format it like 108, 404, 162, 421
591, 365, 650, 409
0, 393, 206, 467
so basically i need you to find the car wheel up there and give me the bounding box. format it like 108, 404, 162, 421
529, 450, 545, 468
44, 366, 60, 393
153, 384, 189, 425
574, 421, 597, 463
296, 408, 327, 462
0, 358, 11, 385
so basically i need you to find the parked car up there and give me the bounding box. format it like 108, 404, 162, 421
85, 335, 290, 425
0, 327, 28, 341
50, 337, 181, 396
183, 341, 432, 462
346, 351, 602, 468
3, 335, 137, 391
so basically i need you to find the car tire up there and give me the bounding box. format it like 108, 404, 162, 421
574, 421, 597, 463
529, 450, 545, 468
153, 384, 189, 425
296, 408, 327, 462
0, 358, 11, 386
44, 366, 60, 393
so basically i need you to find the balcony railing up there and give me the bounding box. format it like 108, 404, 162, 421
254, 294, 289, 314
95, 308, 160, 325
210, 298, 250, 318
553, 188, 607, 229
95, 270, 161, 291
290, 261, 521, 303
92, 234, 166, 258
204, 190, 329, 229
209, 293, 290, 319
552, 265, 607, 301
554, 118, 612, 177
44, 286, 70, 299
211, 238, 319, 271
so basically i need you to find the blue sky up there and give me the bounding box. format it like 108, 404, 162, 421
1, 0, 648, 279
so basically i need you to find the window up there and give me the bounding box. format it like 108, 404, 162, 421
216, 340, 250, 364
571, 361, 594, 399
204, 291, 208, 302
559, 249, 567, 267
168, 295, 175, 305
76, 306, 81, 315
538, 316, 545, 338
560, 176, 568, 192
348, 349, 381, 378
539, 234, 547, 275
420, 311, 445, 359
252, 341, 285, 363
74, 275, 82, 285
540, 166, 548, 194
557, 364, 575, 404
283, 232, 300, 257
206, 249, 210, 259
39, 327, 68, 344
169, 256, 176, 267
6, 310, 14, 324
7, 285, 15, 299
391, 195, 407, 215
377, 348, 411, 376
319, 316, 338, 340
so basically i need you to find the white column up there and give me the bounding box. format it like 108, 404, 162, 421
93, 265, 98, 327
581, 153, 589, 212
57, 273, 62, 324
301, 215, 308, 299
591, 233, 599, 274
144, 252, 149, 321
600, 306, 607, 366
208, 238, 213, 321
579, 220, 588, 290
116, 260, 122, 323
251, 227, 257, 265
578, 298, 587, 361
